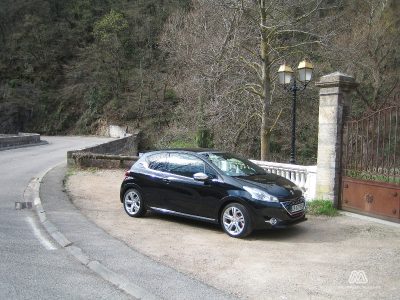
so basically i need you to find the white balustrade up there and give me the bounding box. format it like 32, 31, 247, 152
251, 160, 317, 201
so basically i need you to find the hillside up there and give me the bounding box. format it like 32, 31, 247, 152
0, 0, 398, 162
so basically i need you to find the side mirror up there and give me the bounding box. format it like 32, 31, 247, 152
193, 172, 209, 181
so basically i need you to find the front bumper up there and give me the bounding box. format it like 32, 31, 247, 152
248, 197, 307, 229
264, 215, 307, 229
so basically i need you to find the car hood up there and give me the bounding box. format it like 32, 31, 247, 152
235, 173, 302, 200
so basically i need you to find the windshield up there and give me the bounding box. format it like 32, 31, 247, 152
202, 152, 266, 177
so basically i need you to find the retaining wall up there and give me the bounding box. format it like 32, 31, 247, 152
67, 131, 140, 169
0, 133, 41, 149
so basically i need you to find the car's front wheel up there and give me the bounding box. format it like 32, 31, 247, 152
123, 188, 145, 217
221, 203, 252, 238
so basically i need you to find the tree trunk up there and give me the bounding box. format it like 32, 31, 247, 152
259, 0, 271, 161
260, 116, 271, 161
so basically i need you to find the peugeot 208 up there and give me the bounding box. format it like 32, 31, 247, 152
120, 149, 306, 238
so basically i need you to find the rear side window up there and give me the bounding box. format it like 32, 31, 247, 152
167, 153, 205, 178
146, 153, 169, 172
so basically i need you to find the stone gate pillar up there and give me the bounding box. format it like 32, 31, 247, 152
315, 72, 358, 206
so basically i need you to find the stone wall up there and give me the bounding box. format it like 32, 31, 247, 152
69, 153, 138, 169
80, 131, 139, 156
67, 131, 140, 169
0, 133, 41, 149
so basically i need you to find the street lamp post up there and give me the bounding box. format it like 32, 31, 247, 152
278, 60, 313, 164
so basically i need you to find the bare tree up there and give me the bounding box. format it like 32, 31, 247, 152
331, 0, 399, 112
160, 1, 250, 150
238, 0, 331, 160
161, 0, 332, 160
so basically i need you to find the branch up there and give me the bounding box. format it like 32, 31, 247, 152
355, 88, 373, 110
293, 0, 323, 23
234, 112, 260, 149
216, 12, 239, 65
245, 83, 262, 89
267, 108, 283, 134
244, 85, 263, 98
241, 44, 257, 56
376, 80, 399, 110
239, 56, 263, 83
274, 40, 324, 50
275, 29, 323, 39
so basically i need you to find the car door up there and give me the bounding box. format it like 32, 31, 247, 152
164, 153, 224, 220
136, 152, 171, 209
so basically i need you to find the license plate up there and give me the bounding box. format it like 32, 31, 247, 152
291, 203, 304, 212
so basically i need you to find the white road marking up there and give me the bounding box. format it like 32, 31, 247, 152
26, 216, 57, 250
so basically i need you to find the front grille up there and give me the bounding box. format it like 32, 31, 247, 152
281, 196, 306, 215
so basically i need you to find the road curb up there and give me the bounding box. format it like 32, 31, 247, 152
24, 163, 160, 300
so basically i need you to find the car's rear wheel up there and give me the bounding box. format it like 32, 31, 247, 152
123, 188, 145, 217
221, 203, 252, 238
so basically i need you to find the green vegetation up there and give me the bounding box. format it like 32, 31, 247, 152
196, 128, 214, 149
155, 131, 197, 149
166, 139, 197, 149
63, 166, 77, 187
0, 0, 398, 162
65, 167, 77, 180
0, 0, 189, 140
307, 200, 339, 217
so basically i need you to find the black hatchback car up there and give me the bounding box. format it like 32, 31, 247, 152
120, 149, 306, 238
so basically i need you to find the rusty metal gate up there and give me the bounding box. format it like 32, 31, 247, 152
341, 106, 400, 222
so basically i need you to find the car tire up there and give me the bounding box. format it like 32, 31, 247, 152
123, 188, 146, 217
220, 203, 252, 238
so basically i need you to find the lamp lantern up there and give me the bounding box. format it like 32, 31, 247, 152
277, 63, 294, 85
297, 59, 313, 83
277, 59, 314, 164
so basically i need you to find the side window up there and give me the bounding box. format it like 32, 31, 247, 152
167, 154, 205, 178
204, 164, 218, 179
146, 153, 169, 172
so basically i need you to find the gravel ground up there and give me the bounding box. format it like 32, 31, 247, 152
66, 169, 400, 300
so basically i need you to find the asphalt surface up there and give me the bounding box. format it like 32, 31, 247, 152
40, 164, 231, 300
0, 136, 131, 299
0, 136, 231, 300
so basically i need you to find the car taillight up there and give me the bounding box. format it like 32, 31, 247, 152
125, 170, 130, 177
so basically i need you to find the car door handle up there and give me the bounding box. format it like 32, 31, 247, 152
163, 177, 174, 184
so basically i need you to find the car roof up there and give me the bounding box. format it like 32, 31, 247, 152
141, 148, 224, 155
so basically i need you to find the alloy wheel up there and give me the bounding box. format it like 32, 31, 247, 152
223, 206, 246, 236
124, 190, 141, 215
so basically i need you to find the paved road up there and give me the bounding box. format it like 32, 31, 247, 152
40, 164, 230, 300
0, 136, 231, 300
0, 136, 131, 299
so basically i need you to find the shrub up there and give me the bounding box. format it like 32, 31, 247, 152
195, 128, 214, 148
307, 200, 339, 216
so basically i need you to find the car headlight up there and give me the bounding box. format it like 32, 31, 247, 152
243, 186, 279, 203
